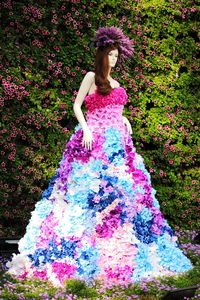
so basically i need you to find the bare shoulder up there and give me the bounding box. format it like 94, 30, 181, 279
113, 79, 120, 88
84, 71, 95, 80
74, 71, 95, 99
78, 71, 95, 90
80, 71, 95, 89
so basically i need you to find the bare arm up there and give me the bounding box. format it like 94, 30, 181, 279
73, 71, 95, 150
122, 116, 133, 134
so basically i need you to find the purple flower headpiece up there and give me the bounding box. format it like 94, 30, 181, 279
92, 26, 134, 61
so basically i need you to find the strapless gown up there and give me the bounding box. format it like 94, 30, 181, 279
6, 87, 193, 287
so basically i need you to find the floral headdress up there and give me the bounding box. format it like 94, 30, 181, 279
92, 26, 134, 61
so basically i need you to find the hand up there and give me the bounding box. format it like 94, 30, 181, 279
82, 128, 94, 150
122, 116, 133, 134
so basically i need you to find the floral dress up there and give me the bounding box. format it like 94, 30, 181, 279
7, 87, 193, 287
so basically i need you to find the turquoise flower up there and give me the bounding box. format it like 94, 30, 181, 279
157, 233, 193, 272
132, 243, 153, 281
34, 199, 54, 219
140, 208, 153, 222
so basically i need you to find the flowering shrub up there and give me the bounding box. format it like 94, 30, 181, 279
0, 0, 199, 236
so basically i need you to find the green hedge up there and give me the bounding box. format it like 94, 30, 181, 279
0, 0, 199, 236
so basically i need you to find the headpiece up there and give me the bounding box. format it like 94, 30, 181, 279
92, 26, 133, 61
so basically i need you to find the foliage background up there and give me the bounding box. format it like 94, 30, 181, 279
0, 0, 199, 237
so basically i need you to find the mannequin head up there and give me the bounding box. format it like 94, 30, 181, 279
94, 44, 121, 95
108, 48, 119, 68
92, 26, 133, 95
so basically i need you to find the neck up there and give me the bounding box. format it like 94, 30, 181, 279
107, 67, 111, 79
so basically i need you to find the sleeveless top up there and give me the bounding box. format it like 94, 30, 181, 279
84, 86, 128, 112
83, 86, 128, 135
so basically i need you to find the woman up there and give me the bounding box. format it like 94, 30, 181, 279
6, 26, 193, 287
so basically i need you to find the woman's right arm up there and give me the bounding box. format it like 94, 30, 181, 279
73, 71, 95, 150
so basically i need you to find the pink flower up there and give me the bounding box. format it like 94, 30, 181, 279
60, 103, 66, 109
93, 195, 101, 203
85, 87, 127, 112
33, 270, 47, 281
52, 262, 77, 283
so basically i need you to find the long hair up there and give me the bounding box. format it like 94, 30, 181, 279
94, 44, 120, 95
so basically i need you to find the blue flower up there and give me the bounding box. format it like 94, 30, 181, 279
87, 189, 119, 213
19, 225, 41, 253
161, 226, 174, 237
61, 238, 78, 258
132, 243, 153, 280
108, 149, 125, 164
156, 233, 193, 272
34, 199, 54, 219
41, 185, 54, 199
67, 190, 89, 209
133, 213, 157, 244
28, 238, 79, 267
102, 164, 108, 170
48, 238, 62, 259
103, 128, 124, 159
134, 184, 145, 195
117, 178, 134, 195
41, 174, 58, 200
28, 248, 48, 267
76, 246, 100, 279
119, 207, 127, 225
140, 208, 153, 222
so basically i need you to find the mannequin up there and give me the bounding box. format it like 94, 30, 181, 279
73, 47, 132, 150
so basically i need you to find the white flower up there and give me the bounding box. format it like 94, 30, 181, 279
6, 253, 32, 276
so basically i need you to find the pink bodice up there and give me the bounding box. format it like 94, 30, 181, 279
84, 86, 127, 112
84, 86, 128, 135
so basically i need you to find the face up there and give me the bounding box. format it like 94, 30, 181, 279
108, 49, 119, 68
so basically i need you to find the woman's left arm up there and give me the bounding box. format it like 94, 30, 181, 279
122, 116, 133, 134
